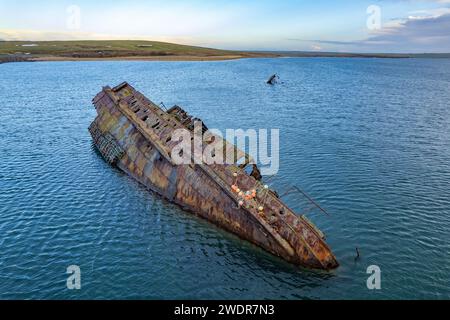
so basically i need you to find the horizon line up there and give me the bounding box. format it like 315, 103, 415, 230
1, 39, 450, 56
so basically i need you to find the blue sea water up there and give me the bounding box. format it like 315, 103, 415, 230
0, 58, 449, 299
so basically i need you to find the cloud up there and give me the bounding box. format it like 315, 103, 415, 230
0, 3, 249, 48
408, 7, 450, 17
1, 2, 449, 52
293, 9, 450, 53
382, 0, 450, 3
366, 11, 450, 51
0, 2, 246, 40
422, 0, 450, 3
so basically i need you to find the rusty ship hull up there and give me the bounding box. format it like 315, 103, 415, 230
89, 82, 339, 270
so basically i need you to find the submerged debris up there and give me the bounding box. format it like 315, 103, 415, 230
267, 74, 279, 85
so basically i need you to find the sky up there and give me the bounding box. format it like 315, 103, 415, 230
0, 0, 449, 53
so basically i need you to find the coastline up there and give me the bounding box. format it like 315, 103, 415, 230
0, 53, 410, 64
29, 54, 263, 62
2, 41, 450, 64
4, 54, 450, 64
0, 40, 277, 64
0, 53, 278, 64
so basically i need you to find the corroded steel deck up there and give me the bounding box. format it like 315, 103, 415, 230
89, 82, 339, 270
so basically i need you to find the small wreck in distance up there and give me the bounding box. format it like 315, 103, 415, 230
89, 82, 338, 270
267, 74, 279, 85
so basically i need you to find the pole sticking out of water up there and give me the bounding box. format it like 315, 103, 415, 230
355, 247, 360, 261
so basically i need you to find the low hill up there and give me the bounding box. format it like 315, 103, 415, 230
1, 40, 449, 63
0, 40, 272, 62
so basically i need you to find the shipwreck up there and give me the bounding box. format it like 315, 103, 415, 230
89, 82, 338, 270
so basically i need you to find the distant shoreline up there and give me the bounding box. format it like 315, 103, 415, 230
0, 54, 272, 64
0, 40, 274, 64
3, 53, 450, 65
1, 40, 449, 64
29, 54, 255, 62
3, 52, 450, 64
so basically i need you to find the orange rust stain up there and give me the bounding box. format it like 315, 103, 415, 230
135, 154, 147, 177
149, 167, 169, 190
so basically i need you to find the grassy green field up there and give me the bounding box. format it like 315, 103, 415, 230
0, 40, 262, 61
1, 40, 448, 63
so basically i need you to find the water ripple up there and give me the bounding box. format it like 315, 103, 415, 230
1, 58, 450, 299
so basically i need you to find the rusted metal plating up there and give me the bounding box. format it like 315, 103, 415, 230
89, 121, 124, 165
89, 82, 339, 270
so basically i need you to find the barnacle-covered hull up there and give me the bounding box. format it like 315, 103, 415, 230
89, 82, 338, 270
